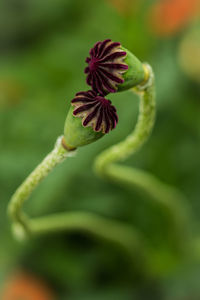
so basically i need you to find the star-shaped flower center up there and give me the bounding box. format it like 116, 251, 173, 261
71, 90, 118, 134
84, 39, 128, 95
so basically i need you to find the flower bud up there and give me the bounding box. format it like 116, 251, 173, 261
84, 39, 146, 95
63, 90, 118, 149
118, 46, 146, 92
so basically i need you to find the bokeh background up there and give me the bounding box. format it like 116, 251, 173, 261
0, 0, 200, 299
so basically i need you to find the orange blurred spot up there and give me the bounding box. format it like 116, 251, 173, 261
149, 0, 200, 36
1, 271, 55, 300
106, 0, 141, 16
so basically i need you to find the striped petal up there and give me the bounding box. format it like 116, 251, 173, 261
85, 39, 128, 95
71, 90, 118, 134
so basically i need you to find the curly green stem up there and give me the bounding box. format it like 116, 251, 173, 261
8, 137, 148, 272
8, 62, 189, 276
29, 211, 149, 270
8, 137, 72, 236
95, 64, 155, 168
94, 64, 188, 253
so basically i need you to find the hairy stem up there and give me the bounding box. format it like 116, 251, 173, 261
8, 138, 148, 271
8, 136, 73, 236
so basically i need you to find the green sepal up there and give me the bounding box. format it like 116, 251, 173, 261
63, 105, 104, 148
118, 47, 145, 92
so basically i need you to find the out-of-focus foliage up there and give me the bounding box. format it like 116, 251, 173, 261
0, 0, 200, 299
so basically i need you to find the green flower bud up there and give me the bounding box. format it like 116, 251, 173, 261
118, 47, 146, 91
63, 106, 103, 149
63, 90, 118, 149
84, 39, 148, 95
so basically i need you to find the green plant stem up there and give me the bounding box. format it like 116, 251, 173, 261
95, 64, 156, 169
8, 136, 72, 236
102, 164, 188, 252
8, 137, 148, 271
8, 63, 189, 275
29, 211, 149, 271
94, 64, 188, 253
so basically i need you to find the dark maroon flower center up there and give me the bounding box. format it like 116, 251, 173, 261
88, 57, 98, 72
95, 95, 110, 106
71, 90, 118, 134
84, 39, 128, 95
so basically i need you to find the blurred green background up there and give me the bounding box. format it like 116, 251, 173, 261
0, 0, 200, 299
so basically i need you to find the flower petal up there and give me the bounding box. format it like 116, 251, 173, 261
84, 39, 128, 95
71, 90, 118, 133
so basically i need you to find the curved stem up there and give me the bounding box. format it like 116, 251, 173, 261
94, 64, 188, 253
8, 136, 72, 236
95, 64, 155, 170
102, 164, 188, 253
8, 63, 189, 276
8, 137, 148, 272
29, 211, 149, 273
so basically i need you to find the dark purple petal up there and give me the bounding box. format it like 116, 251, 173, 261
89, 47, 94, 56
97, 39, 111, 57
99, 51, 127, 63
71, 90, 118, 133
94, 72, 104, 94
109, 107, 118, 123
91, 75, 98, 93
73, 103, 96, 115
86, 72, 92, 85
99, 42, 121, 58
99, 67, 124, 83
84, 67, 90, 73
84, 39, 128, 95
107, 108, 115, 129
83, 104, 100, 126
99, 63, 128, 70
89, 90, 97, 97
103, 109, 110, 133
76, 91, 93, 97
93, 41, 101, 56
97, 70, 116, 93
95, 106, 103, 131
108, 103, 116, 114
71, 97, 96, 103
